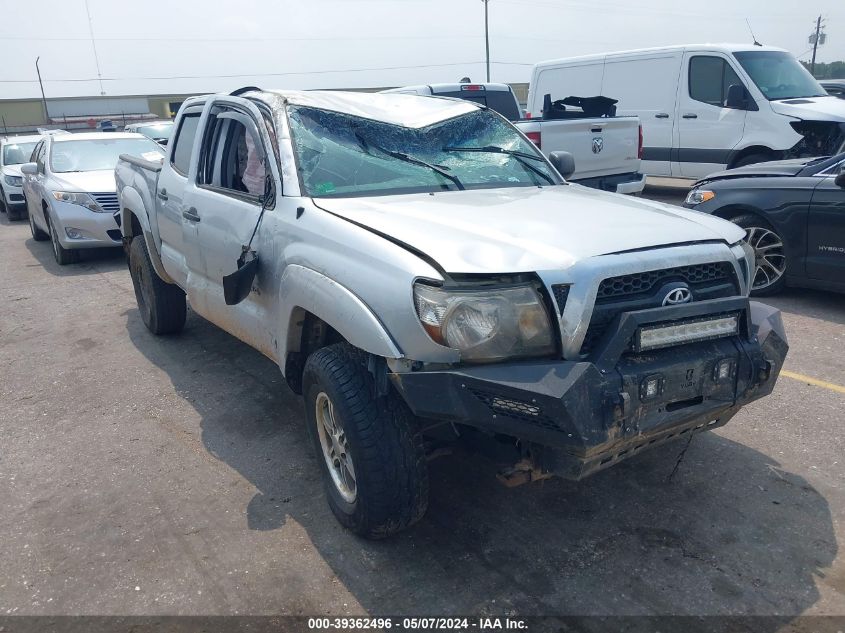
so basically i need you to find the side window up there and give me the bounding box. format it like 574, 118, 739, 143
198, 109, 270, 200
35, 142, 46, 173
170, 112, 201, 176
30, 141, 43, 165
689, 56, 743, 107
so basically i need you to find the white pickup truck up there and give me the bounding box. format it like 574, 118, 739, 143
384, 83, 645, 194
514, 93, 645, 194
115, 88, 786, 538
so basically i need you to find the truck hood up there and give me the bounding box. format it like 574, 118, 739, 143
51, 169, 116, 193
314, 185, 745, 273
769, 95, 845, 122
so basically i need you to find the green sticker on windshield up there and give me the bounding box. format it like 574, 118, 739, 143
315, 182, 336, 194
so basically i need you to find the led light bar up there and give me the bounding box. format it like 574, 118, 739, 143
636, 314, 740, 352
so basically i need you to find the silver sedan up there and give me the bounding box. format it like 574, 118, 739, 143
22, 132, 164, 265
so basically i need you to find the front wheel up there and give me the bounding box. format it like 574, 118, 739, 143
128, 235, 186, 334
730, 213, 787, 296
732, 153, 772, 169
29, 211, 48, 241
49, 219, 80, 265
302, 343, 429, 539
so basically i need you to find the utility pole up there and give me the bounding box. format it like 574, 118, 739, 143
810, 15, 823, 76
482, 0, 491, 82
35, 57, 49, 124
84, 0, 106, 95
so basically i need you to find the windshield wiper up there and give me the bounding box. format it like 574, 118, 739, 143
355, 133, 465, 190
443, 145, 555, 185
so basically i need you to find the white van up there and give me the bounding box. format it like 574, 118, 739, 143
527, 44, 845, 179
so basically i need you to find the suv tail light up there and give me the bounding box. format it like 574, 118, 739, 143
525, 131, 541, 149
638, 124, 644, 160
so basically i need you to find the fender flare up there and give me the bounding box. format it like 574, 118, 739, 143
278, 264, 402, 369
119, 189, 175, 284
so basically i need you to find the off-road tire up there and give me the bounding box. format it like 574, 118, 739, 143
302, 343, 429, 539
49, 219, 80, 265
128, 235, 186, 334
29, 211, 48, 241
729, 213, 787, 296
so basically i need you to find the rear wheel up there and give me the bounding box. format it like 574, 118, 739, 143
49, 218, 80, 265
730, 213, 787, 295
128, 235, 186, 334
302, 343, 429, 539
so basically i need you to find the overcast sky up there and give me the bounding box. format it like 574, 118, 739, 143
2, 0, 843, 100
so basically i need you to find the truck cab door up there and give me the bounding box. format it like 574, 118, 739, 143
805, 161, 845, 281
675, 53, 748, 179
180, 101, 279, 357
156, 108, 202, 288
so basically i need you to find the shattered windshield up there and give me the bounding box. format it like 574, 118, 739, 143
287, 106, 560, 198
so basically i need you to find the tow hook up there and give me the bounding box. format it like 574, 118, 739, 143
496, 458, 553, 488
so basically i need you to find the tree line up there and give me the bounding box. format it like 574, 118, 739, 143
801, 61, 845, 79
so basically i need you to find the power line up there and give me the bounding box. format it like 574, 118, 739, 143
0, 61, 514, 84
0, 34, 486, 42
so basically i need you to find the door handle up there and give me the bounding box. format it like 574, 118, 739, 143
182, 207, 201, 223
157, 188, 168, 201
682, 113, 698, 119
655, 113, 670, 119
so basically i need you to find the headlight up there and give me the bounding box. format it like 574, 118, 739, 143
51, 191, 103, 212
685, 189, 715, 205
413, 282, 555, 362
4, 175, 23, 187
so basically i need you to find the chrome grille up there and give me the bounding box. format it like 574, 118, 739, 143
91, 192, 119, 213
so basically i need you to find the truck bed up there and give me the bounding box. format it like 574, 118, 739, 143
514, 115, 641, 184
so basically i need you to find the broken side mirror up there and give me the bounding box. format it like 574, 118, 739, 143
223, 250, 259, 305
548, 151, 575, 180
20, 162, 38, 176
222, 175, 274, 306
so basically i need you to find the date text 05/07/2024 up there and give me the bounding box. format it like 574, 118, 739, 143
307, 617, 528, 630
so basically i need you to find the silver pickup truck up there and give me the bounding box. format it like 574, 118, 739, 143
115, 88, 787, 539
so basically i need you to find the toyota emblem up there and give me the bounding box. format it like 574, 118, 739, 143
662, 287, 693, 306
592, 137, 604, 154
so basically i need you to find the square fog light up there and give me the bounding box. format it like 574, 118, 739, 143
640, 374, 664, 401
713, 358, 735, 383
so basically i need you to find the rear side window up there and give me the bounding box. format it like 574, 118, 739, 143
432, 89, 521, 121
689, 56, 743, 107
170, 113, 201, 175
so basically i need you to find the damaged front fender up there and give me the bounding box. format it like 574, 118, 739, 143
786, 120, 845, 158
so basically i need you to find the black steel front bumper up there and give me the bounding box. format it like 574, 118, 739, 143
391, 298, 788, 480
